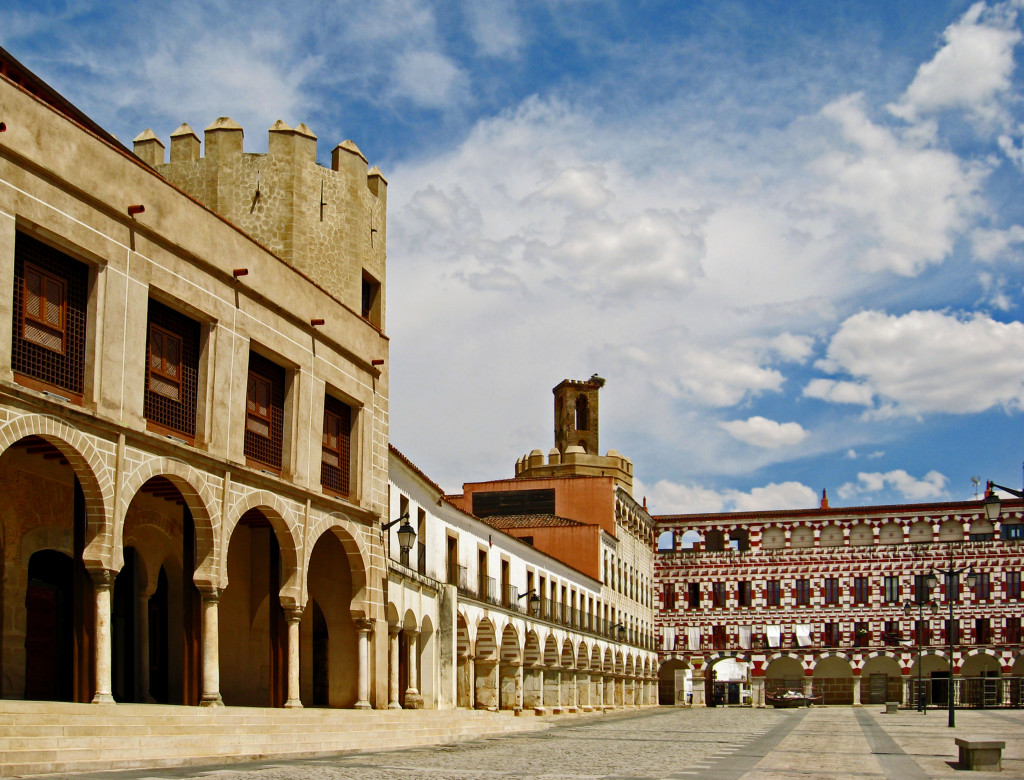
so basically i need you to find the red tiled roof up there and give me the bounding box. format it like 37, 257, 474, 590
479, 514, 586, 529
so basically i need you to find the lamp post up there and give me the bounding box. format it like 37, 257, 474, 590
930, 542, 977, 729
903, 584, 938, 713
383, 511, 417, 567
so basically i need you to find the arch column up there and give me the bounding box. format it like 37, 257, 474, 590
199, 588, 223, 706
355, 618, 373, 709
603, 674, 615, 709
852, 675, 862, 706
523, 665, 544, 712
137, 585, 157, 703
284, 606, 303, 708
750, 676, 765, 708
388, 627, 402, 709
404, 629, 423, 709
90, 569, 115, 704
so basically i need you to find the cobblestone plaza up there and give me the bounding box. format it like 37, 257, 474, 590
57, 706, 1024, 779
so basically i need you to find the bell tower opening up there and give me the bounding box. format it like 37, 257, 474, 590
553, 374, 604, 456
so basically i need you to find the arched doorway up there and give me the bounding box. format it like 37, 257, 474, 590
861, 654, 903, 704
114, 477, 202, 704
813, 655, 854, 704
658, 659, 690, 705
961, 653, 1002, 707
220, 509, 288, 707
764, 655, 805, 698
456, 613, 471, 708
300, 529, 358, 707
3, 436, 95, 702
474, 619, 498, 710
498, 624, 520, 710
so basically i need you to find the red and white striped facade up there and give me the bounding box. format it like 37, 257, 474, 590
654, 495, 1024, 707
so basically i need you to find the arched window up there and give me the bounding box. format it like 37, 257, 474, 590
575, 395, 589, 431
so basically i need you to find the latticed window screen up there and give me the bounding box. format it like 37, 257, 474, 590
12, 232, 88, 397
144, 301, 199, 437
244, 352, 284, 469
321, 395, 352, 497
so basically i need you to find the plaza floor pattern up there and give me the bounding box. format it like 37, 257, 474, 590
43, 706, 1024, 780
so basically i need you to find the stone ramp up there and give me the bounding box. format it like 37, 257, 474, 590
0, 700, 560, 777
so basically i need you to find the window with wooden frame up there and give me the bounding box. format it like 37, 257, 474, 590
244, 352, 284, 470
144, 300, 199, 440
12, 232, 88, 400
320, 394, 353, 497
22, 263, 66, 353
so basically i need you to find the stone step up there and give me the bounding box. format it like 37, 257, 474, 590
0, 700, 571, 776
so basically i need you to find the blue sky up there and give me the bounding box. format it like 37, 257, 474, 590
6, 0, 1024, 512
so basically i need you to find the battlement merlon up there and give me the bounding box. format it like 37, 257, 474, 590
515, 446, 634, 494
131, 119, 387, 199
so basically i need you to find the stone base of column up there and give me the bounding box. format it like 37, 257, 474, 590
91, 693, 115, 704
552, 706, 565, 715
200, 694, 224, 707
284, 699, 303, 708
404, 690, 424, 709
533, 706, 547, 715
388, 701, 403, 710
354, 701, 372, 710
582, 705, 594, 712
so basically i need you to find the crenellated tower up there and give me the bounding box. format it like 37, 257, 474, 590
132, 119, 387, 330
515, 375, 634, 493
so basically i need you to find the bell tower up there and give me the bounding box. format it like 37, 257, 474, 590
553, 374, 605, 455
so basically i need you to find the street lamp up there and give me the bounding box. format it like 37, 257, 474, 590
383, 511, 417, 567
517, 590, 541, 615
903, 581, 938, 713
930, 543, 977, 729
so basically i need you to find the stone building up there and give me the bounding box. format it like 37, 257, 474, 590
387, 445, 657, 712
0, 45, 392, 708
655, 493, 1024, 708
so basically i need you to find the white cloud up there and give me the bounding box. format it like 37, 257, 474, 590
813, 309, 1024, 415
463, 1, 524, 58
770, 332, 815, 363
838, 469, 949, 501
638, 477, 819, 514
390, 50, 470, 108
803, 378, 875, 406
719, 417, 808, 449
888, 2, 1022, 125
972, 224, 1024, 261
651, 347, 785, 407
815, 94, 987, 276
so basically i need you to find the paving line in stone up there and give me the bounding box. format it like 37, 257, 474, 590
660, 710, 806, 780
853, 708, 931, 780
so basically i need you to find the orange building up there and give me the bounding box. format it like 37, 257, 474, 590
447, 378, 657, 650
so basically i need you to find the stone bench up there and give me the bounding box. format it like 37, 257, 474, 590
955, 738, 1005, 771
884, 702, 899, 714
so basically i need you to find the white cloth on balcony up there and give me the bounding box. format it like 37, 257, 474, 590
663, 627, 676, 651
766, 625, 782, 647
687, 626, 701, 649
739, 625, 752, 649
795, 624, 812, 647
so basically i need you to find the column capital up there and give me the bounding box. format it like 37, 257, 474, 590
285, 605, 305, 624
389, 624, 402, 636
199, 586, 224, 603
88, 568, 116, 589
355, 617, 374, 634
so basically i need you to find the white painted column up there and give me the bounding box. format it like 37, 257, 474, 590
404, 629, 422, 708
200, 589, 223, 706
355, 619, 373, 709
388, 627, 402, 708
852, 676, 862, 706
91, 570, 115, 703
284, 606, 303, 708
